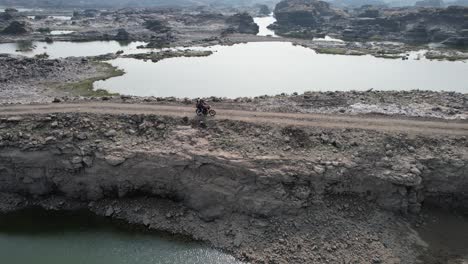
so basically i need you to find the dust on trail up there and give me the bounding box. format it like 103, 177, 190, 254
0, 102, 467, 136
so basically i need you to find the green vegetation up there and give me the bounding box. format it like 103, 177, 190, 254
373, 54, 402, 59
369, 35, 383, 41
125, 50, 214, 62
56, 61, 123, 97
425, 52, 468, 61
314, 47, 364, 56
37, 27, 51, 33
34, 52, 50, 59
277, 30, 316, 39
314, 47, 347, 55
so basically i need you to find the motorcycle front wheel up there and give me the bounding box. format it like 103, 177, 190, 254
208, 109, 216, 117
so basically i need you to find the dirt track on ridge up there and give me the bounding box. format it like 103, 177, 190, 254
0, 102, 467, 136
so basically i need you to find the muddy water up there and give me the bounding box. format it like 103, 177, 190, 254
417, 207, 468, 263
0, 41, 147, 58
95, 42, 468, 98
0, 209, 242, 264
254, 14, 278, 37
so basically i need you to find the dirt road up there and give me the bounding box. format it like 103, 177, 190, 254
0, 102, 467, 136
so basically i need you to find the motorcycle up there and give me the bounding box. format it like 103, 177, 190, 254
196, 105, 216, 117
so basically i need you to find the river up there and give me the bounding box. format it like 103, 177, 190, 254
253, 14, 277, 37
0, 209, 242, 264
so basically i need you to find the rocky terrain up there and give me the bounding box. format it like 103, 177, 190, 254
1, 4, 467, 60
0, 107, 466, 263
123, 49, 214, 62
0, 55, 123, 104
0, 2, 467, 263
271, 0, 468, 48
0, 7, 261, 46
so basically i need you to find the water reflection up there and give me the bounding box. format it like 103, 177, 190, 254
95, 42, 468, 98
16, 40, 35, 52
0, 41, 147, 58
0, 209, 242, 264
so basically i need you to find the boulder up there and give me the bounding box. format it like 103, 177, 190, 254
105, 155, 126, 166
0, 11, 13, 21
226, 13, 259, 34
115, 28, 131, 41
144, 20, 171, 33
4, 8, 18, 13
442, 36, 468, 48
257, 4, 271, 16
358, 9, 380, 18
1, 21, 28, 35
274, 0, 345, 28
404, 23, 429, 43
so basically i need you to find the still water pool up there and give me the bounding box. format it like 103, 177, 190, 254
94, 42, 468, 98
1, 40, 466, 98
0, 209, 242, 264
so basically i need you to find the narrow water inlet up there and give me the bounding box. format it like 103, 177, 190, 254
0, 208, 243, 264
254, 14, 278, 37
416, 206, 468, 263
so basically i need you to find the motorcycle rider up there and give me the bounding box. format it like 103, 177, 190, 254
196, 98, 208, 114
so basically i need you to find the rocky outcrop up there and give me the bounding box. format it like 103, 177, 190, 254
143, 19, 171, 33
72, 9, 100, 19
274, 0, 346, 28
357, 9, 380, 18
225, 13, 259, 35
0, 112, 466, 219
404, 23, 430, 43
1, 21, 29, 35
115, 28, 131, 41
271, 0, 467, 45
257, 4, 271, 16
124, 49, 213, 62
441, 36, 468, 48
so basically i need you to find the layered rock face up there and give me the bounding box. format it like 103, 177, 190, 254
0, 112, 466, 220
0, 110, 467, 263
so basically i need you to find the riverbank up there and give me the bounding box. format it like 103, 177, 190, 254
0, 108, 466, 263
0, 55, 123, 104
